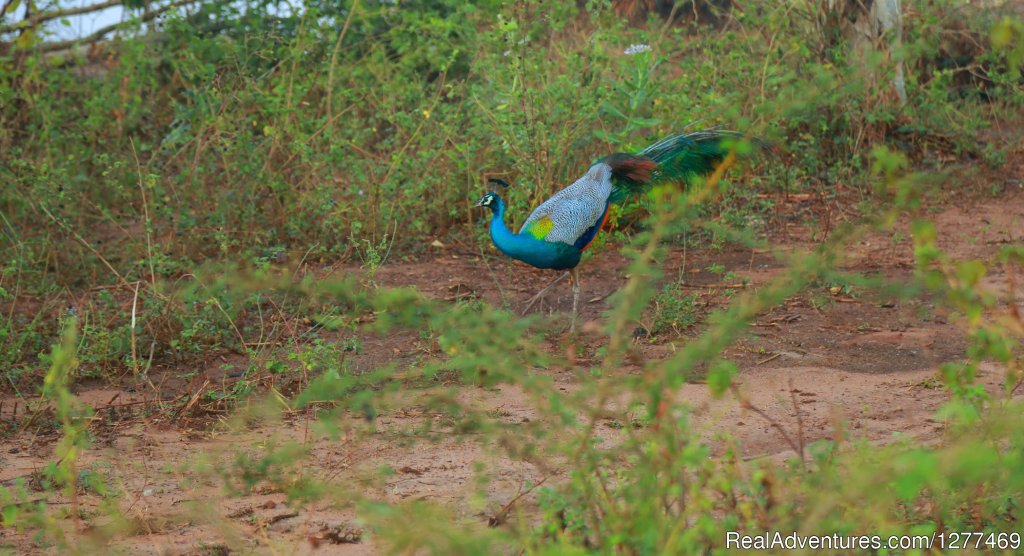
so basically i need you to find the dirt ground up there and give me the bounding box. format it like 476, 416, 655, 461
1, 175, 1022, 554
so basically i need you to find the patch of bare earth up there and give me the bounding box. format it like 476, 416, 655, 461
1, 184, 1022, 554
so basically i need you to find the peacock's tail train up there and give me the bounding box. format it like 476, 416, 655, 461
605, 130, 759, 204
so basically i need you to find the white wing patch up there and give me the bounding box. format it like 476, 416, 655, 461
519, 163, 613, 246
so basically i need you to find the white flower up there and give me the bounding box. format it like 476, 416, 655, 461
624, 44, 651, 56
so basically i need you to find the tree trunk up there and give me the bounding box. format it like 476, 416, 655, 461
822, 0, 907, 106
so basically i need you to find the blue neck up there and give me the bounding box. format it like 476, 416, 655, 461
487, 197, 517, 252
481, 193, 581, 270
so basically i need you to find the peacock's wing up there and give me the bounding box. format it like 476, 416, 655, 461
519, 163, 613, 248
517, 129, 756, 247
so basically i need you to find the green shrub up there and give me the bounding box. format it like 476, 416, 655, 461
1, 1, 1023, 554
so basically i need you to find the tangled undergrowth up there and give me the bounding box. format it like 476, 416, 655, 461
1, 0, 1024, 553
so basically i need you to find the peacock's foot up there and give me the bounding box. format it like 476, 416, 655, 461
521, 294, 547, 315
521, 271, 570, 316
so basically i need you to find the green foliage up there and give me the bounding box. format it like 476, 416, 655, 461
1, 0, 1016, 299
1, 0, 1023, 554
651, 281, 697, 335
993, 16, 1024, 79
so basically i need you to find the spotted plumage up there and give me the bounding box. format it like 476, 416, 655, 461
475, 129, 758, 331
520, 163, 613, 246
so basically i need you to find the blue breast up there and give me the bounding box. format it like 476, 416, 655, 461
490, 214, 581, 270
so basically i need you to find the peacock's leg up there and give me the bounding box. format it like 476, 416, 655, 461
569, 267, 580, 333
522, 271, 570, 315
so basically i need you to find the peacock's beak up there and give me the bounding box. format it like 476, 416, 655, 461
474, 197, 487, 207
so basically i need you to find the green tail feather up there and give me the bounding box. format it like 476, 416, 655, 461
606, 130, 757, 204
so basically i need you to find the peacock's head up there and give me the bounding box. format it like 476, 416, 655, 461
474, 192, 501, 211
477, 178, 509, 212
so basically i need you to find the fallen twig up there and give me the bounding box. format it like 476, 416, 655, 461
678, 282, 748, 290
176, 379, 210, 422
488, 475, 552, 527
730, 384, 806, 470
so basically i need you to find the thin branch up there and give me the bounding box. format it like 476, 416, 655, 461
0, 0, 18, 20
37, 204, 132, 288
488, 474, 552, 527
787, 377, 807, 468
33, 0, 200, 53
326, 0, 359, 120
730, 383, 806, 470
1, 0, 123, 34
129, 137, 157, 286
130, 280, 140, 375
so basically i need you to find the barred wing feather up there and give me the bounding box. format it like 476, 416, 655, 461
520, 163, 613, 246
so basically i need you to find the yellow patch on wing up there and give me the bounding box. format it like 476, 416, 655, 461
525, 215, 555, 240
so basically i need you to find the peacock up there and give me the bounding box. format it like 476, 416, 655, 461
475, 129, 755, 332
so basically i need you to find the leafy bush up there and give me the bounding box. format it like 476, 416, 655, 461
1, 1, 1023, 554
651, 282, 697, 335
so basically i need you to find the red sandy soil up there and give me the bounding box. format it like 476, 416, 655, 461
1, 173, 1022, 554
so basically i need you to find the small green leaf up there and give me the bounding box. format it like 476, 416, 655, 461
707, 360, 737, 398
892, 451, 937, 501
312, 315, 346, 330
14, 28, 36, 49
266, 360, 288, 375
955, 260, 986, 286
